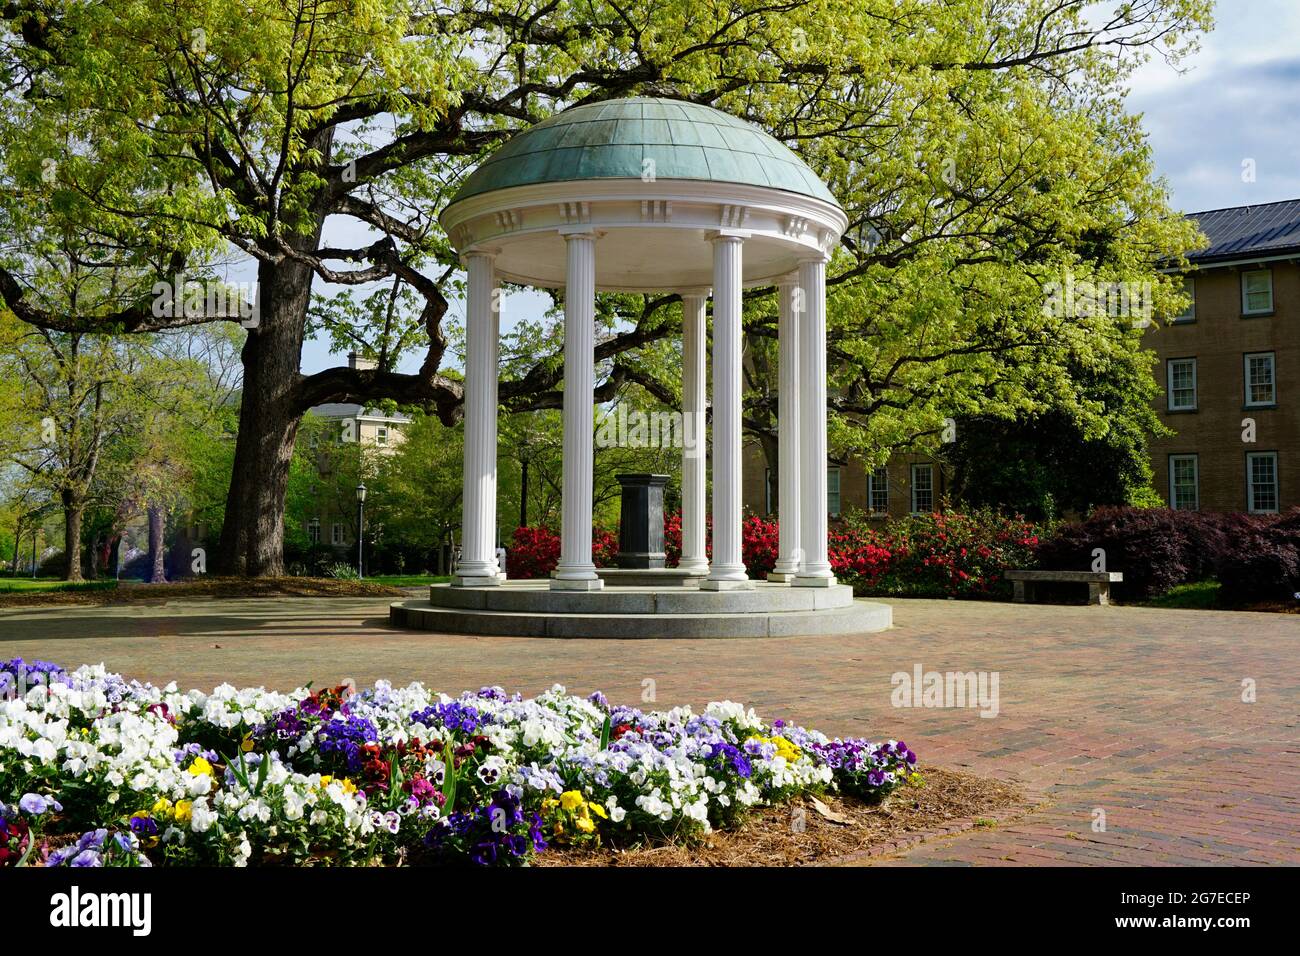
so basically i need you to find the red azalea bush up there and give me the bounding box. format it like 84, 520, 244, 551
663, 511, 711, 566
741, 515, 780, 577
836, 508, 1041, 599
507, 526, 619, 579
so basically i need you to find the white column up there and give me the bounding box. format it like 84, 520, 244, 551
794, 253, 835, 586
769, 276, 802, 582
552, 231, 603, 590
679, 291, 710, 574
452, 250, 503, 586
703, 235, 752, 589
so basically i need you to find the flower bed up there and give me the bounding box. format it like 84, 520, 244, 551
0, 659, 918, 867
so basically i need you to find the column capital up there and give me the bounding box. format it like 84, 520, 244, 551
796, 250, 831, 265
459, 247, 500, 266
706, 230, 749, 244
775, 272, 800, 288
678, 287, 712, 299
558, 227, 602, 241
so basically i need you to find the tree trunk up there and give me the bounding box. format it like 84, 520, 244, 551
62, 488, 84, 581
215, 254, 316, 576
148, 504, 167, 584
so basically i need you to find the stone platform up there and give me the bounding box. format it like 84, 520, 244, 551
389, 580, 892, 639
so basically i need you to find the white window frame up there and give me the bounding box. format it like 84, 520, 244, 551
1241, 269, 1274, 316
868, 466, 889, 514
1166, 357, 1198, 412
910, 463, 934, 514
331, 522, 345, 546
375, 424, 389, 446
827, 467, 842, 518
1244, 351, 1277, 408
308, 518, 321, 544
1168, 454, 1199, 511
1174, 275, 1195, 322
1246, 452, 1280, 514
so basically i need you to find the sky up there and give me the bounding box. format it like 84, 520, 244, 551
296, 0, 1300, 376
1126, 0, 1300, 213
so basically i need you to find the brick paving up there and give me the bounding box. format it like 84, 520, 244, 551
1, 596, 1296, 865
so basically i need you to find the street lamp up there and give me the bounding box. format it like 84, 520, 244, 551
355, 483, 368, 579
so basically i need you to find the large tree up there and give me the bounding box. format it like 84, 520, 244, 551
0, 0, 1211, 574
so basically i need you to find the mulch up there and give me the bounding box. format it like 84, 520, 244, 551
534, 767, 1034, 867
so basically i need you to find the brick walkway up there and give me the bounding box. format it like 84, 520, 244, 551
2, 596, 1296, 865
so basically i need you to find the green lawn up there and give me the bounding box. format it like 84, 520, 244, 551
1140, 580, 1221, 610
0, 578, 119, 594
363, 574, 451, 587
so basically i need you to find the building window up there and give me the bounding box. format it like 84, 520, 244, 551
331, 522, 345, 546
1174, 275, 1195, 322
1168, 454, 1199, 511
827, 467, 841, 517
1244, 352, 1276, 407
1241, 269, 1273, 315
1167, 358, 1197, 411
868, 466, 889, 514
376, 425, 389, 446
765, 465, 840, 517
910, 463, 934, 514
308, 518, 320, 544
1246, 452, 1279, 513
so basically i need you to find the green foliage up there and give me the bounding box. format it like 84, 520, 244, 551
0, 0, 1215, 573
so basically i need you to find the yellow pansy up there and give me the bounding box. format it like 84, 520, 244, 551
575, 816, 595, 834
173, 800, 193, 823
187, 756, 214, 776
559, 790, 585, 812
590, 802, 608, 820
240, 732, 255, 753
151, 797, 173, 815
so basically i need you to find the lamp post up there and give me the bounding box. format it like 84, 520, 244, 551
355, 482, 367, 579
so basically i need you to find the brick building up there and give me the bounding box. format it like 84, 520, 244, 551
743, 198, 1299, 521
1149, 199, 1299, 513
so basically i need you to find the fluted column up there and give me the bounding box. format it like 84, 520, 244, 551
794, 253, 835, 587
552, 231, 604, 590
452, 250, 503, 586
679, 291, 710, 574
769, 275, 802, 582
703, 235, 752, 589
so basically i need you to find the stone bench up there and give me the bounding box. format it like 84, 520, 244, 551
1004, 570, 1124, 606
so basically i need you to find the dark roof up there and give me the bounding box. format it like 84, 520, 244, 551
1187, 199, 1300, 264
308, 403, 412, 423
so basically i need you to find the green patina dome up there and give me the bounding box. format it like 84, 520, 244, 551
449, 97, 839, 207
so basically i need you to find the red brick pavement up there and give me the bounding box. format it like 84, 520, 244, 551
1, 596, 1296, 865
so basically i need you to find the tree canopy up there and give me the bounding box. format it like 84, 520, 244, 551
0, 0, 1212, 573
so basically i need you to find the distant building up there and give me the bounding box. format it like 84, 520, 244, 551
302, 352, 413, 550
1148, 199, 1299, 513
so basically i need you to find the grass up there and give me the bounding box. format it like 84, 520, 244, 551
363, 574, 451, 586
0, 577, 118, 594
1140, 580, 1222, 610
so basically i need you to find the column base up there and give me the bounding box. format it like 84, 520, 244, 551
451, 573, 507, 588
701, 578, 756, 591
678, 559, 710, 574
792, 574, 837, 588
550, 577, 605, 592
766, 571, 799, 583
